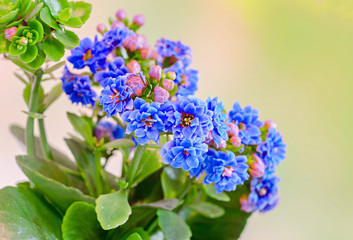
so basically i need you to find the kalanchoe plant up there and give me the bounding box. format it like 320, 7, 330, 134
0, 6, 287, 240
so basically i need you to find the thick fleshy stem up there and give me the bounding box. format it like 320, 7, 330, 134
26, 69, 43, 156
38, 118, 53, 160
126, 144, 146, 187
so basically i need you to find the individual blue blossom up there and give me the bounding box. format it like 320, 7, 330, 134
99, 76, 133, 117
240, 175, 280, 213
61, 66, 96, 106
68, 36, 109, 73
94, 57, 129, 87
228, 102, 264, 146
165, 96, 213, 141
257, 128, 286, 169
102, 26, 134, 51
121, 98, 169, 145
206, 96, 230, 147
155, 38, 192, 68
95, 121, 125, 141
160, 137, 208, 172
203, 149, 249, 193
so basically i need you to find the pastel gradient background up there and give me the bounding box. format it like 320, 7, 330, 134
0, 0, 352, 239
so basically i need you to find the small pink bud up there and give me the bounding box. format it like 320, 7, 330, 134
111, 20, 125, 30
162, 79, 174, 91
5, 27, 17, 41
140, 48, 155, 59
227, 123, 239, 136
96, 24, 106, 33
240, 194, 253, 213
230, 135, 241, 147
265, 120, 277, 129
115, 9, 126, 20
166, 71, 176, 80
126, 60, 141, 73
154, 86, 169, 103
133, 14, 145, 27
218, 140, 227, 149
149, 65, 162, 81
249, 154, 265, 178
123, 34, 147, 52
126, 74, 146, 97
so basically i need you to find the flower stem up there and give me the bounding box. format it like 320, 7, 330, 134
38, 118, 53, 160
95, 149, 103, 197
126, 144, 146, 187
25, 68, 43, 156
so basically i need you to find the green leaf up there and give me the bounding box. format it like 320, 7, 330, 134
42, 34, 65, 62
64, 16, 82, 28
69, 1, 91, 24
23, 81, 45, 108
27, 44, 46, 70
22, 110, 45, 119
96, 190, 132, 230
187, 202, 225, 219
9, 42, 26, 56
57, 7, 72, 22
5, 18, 23, 28
136, 199, 180, 211
157, 209, 192, 240
0, 185, 62, 240
0, 0, 14, 15
20, 0, 32, 16
24, 2, 43, 21
118, 228, 150, 240
40, 7, 61, 30
44, 60, 65, 73
16, 155, 95, 213
54, 29, 79, 48
43, 0, 70, 16
133, 149, 162, 186
28, 19, 44, 42
0, 8, 19, 24
7, 55, 34, 73
20, 44, 38, 63
0, 33, 9, 53
62, 201, 106, 240
203, 184, 230, 202
161, 166, 187, 199
103, 138, 135, 149
127, 233, 142, 240
67, 112, 94, 147
42, 82, 62, 111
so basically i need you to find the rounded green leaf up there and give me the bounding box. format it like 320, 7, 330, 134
9, 42, 26, 56
20, 0, 32, 16
96, 190, 132, 230
188, 202, 225, 219
203, 184, 230, 202
40, 7, 61, 30
43, 0, 70, 16
0, 8, 19, 24
0, 33, 9, 53
20, 44, 38, 63
62, 202, 106, 240
157, 209, 192, 240
69, 1, 92, 24
24, 2, 43, 21
161, 166, 187, 199
127, 233, 142, 240
54, 29, 79, 48
64, 16, 82, 28
6, 19, 23, 28
58, 7, 72, 22
27, 45, 46, 69
29, 19, 44, 41
42, 34, 65, 62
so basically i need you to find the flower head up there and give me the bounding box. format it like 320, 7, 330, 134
126, 60, 141, 73
162, 79, 174, 91
154, 86, 169, 104
248, 154, 265, 178
160, 137, 208, 172
103, 27, 134, 51
156, 38, 192, 68
203, 149, 249, 193
5, 27, 17, 41
94, 57, 129, 87
99, 76, 134, 117
123, 34, 148, 52
95, 121, 124, 141
149, 65, 162, 81
133, 14, 145, 27
126, 73, 146, 97
115, 9, 126, 20
68, 36, 109, 73
121, 98, 169, 145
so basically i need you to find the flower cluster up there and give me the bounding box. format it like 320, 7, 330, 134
61, 9, 286, 213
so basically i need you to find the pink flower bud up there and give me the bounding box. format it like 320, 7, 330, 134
126, 60, 141, 74
111, 20, 125, 30
140, 48, 155, 59
115, 9, 126, 20
227, 123, 239, 136
149, 65, 162, 81
265, 120, 277, 129
96, 24, 106, 33
123, 34, 147, 52
162, 79, 174, 91
126, 74, 146, 97
218, 140, 227, 149
154, 86, 169, 103
230, 135, 241, 147
240, 194, 253, 213
166, 71, 176, 80
249, 154, 265, 178
5, 27, 17, 41
133, 14, 145, 27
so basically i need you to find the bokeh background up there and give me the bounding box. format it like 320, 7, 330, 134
1, 0, 353, 239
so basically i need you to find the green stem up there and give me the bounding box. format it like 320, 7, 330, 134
25, 69, 43, 156
95, 149, 103, 197
38, 118, 53, 160
146, 217, 159, 234
112, 115, 126, 129
126, 144, 146, 187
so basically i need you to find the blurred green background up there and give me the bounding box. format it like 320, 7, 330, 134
1, 0, 352, 239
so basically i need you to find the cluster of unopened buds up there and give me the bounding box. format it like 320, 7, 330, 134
62, 9, 286, 213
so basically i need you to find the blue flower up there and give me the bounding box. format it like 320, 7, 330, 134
165, 96, 213, 141
68, 36, 109, 73
94, 57, 129, 87
206, 97, 230, 147
95, 121, 125, 141
99, 76, 134, 117
61, 66, 96, 106
203, 149, 249, 193
160, 137, 208, 172
257, 128, 286, 169
228, 102, 264, 145
103, 27, 134, 51
121, 98, 169, 145
241, 175, 280, 213
155, 38, 192, 68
